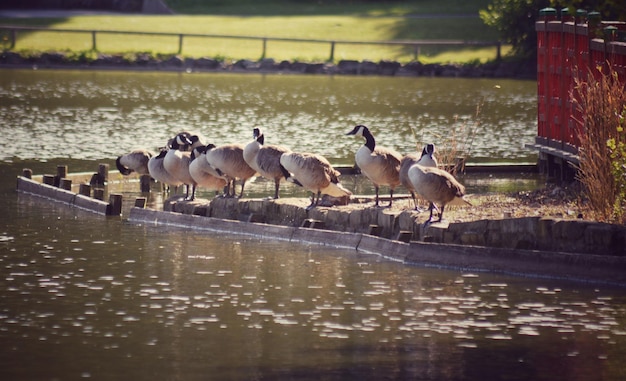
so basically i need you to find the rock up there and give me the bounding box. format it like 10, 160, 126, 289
194, 57, 222, 69
259, 58, 276, 70
0, 50, 539, 79
337, 60, 360, 74
379, 60, 401, 75
162, 55, 184, 67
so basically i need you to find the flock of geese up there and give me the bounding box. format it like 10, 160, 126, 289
116, 125, 470, 223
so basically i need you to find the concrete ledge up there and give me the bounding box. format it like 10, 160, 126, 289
406, 241, 626, 286
16, 176, 113, 215
129, 207, 297, 242
291, 228, 362, 249
17, 169, 626, 287
127, 206, 626, 286
357, 234, 410, 262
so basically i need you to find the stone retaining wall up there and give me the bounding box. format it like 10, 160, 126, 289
129, 206, 626, 287
166, 197, 626, 257
14, 171, 626, 285
0, 52, 536, 79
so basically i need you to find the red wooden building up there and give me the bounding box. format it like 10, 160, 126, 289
530, 8, 626, 180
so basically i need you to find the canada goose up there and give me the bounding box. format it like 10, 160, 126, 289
399, 143, 438, 210
407, 164, 471, 223
279, 151, 352, 209
116, 149, 154, 176
163, 135, 196, 200
243, 128, 291, 199
346, 125, 402, 207
189, 146, 228, 194
148, 148, 183, 191
176, 130, 207, 150
205, 143, 256, 198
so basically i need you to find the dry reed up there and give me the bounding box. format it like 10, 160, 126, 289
412, 101, 482, 175
572, 64, 626, 224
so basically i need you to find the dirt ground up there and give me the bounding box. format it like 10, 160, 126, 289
352, 182, 589, 224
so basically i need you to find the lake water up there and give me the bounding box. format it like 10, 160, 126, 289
1, 69, 625, 381
1, 69, 537, 164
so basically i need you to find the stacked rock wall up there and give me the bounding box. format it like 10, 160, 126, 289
165, 197, 626, 256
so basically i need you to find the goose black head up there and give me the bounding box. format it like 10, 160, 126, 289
206, 143, 217, 151
421, 143, 436, 158
115, 156, 132, 175
188, 134, 202, 147
253, 128, 265, 144
426, 144, 435, 155
175, 133, 193, 146
346, 124, 368, 136
191, 145, 208, 160
169, 139, 182, 150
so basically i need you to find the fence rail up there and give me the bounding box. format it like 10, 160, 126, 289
0, 24, 502, 62
535, 9, 626, 156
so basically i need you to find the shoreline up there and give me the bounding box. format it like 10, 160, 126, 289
0, 51, 537, 79
15, 170, 626, 287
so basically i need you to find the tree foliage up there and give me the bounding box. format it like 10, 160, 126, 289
479, 0, 550, 58
480, 0, 626, 59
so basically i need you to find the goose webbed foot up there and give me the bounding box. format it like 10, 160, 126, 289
305, 192, 319, 210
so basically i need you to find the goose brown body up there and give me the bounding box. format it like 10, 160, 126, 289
243, 128, 291, 198
148, 149, 183, 188
279, 151, 352, 208
163, 137, 196, 200
116, 149, 154, 176
399, 144, 438, 210
407, 164, 471, 223
189, 146, 228, 193
346, 125, 401, 207
205, 143, 256, 198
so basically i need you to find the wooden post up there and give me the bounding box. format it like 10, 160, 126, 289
53, 165, 68, 187
329, 41, 335, 62
98, 164, 109, 182
496, 41, 501, 60
178, 34, 183, 54
94, 163, 109, 186
93, 188, 105, 201
134, 197, 147, 208
108, 193, 123, 216
10, 29, 16, 49
60, 178, 72, 191
368, 225, 383, 237
43, 175, 55, 185
56, 165, 68, 178
92, 30, 97, 50
22, 168, 32, 179
79, 183, 91, 196
261, 38, 267, 59
140, 174, 152, 193
395, 231, 413, 243
413, 45, 420, 61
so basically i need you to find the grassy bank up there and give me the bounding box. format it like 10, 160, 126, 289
165, 0, 492, 16
0, 0, 509, 63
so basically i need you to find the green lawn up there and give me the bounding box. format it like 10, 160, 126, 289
0, 0, 509, 63
165, 0, 493, 17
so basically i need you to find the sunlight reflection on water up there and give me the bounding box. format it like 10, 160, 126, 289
1, 69, 537, 163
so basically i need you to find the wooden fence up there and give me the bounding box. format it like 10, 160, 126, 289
0, 24, 502, 62
534, 8, 626, 162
